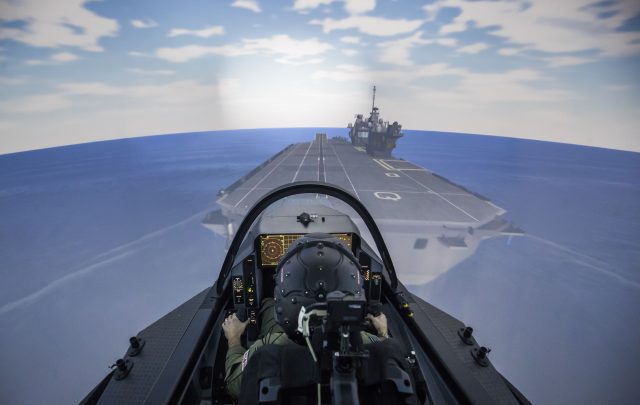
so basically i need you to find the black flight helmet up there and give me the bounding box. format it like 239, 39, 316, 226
274, 233, 364, 336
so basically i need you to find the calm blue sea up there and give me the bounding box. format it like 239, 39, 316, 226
1, 129, 638, 404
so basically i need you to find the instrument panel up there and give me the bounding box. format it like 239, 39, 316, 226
259, 233, 353, 266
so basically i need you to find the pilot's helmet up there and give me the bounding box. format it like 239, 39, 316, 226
274, 233, 364, 336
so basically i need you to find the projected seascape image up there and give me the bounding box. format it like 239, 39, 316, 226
1, 129, 639, 404
1, 0, 639, 404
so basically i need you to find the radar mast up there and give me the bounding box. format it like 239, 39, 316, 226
371, 85, 376, 111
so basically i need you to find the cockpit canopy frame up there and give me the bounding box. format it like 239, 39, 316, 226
215, 181, 399, 294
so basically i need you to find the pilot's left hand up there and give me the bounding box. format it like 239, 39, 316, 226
223, 313, 249, 348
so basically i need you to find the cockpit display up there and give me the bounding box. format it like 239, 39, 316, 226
259, 233, 352, 266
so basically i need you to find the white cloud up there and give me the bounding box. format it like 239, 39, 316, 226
377, 31, 430, 66
498, 47, 521, 56
430, 69, 567, 104
312, 63, 567, 104
168, 25, 225, 38
335, 64, 365, 72
52, 79, 239, 108
342, 49, 358, 56
59, 82, 122, 96
156, 34, 333, 63
457, 42, 489, 54
51, 52, 80, 62
435, 38, 457, 47
128, 51, 150, 57
156, 44, 252, 62
311, 15, 423, 36
274, 57, 324, 65
0, 93, 71, 113
0, 79, 240, 153
231, 0, 262, 13
340, 36, 361, 44
293, 0, 334, 12
344, 0, 375, 14
377, 32, 457, 66
293, 0, 375, 14
545, 56, 595, 68
126, 68, 175, 76
25, 51, 80, 65
312, 62, 463, 83
244, 35, 333, 60
130, 19, 158, 29
0, 76, 27, 86
427, 0, 640, 57
0, 0, 118, 52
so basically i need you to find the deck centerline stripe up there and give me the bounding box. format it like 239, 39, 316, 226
317, 136, 321, 181
329, 142, 361, 201
234, 143, 302, 208
322, 138, 327, 183
292, 140, 314, 182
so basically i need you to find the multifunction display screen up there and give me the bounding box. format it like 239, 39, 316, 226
259, 233, 352, 266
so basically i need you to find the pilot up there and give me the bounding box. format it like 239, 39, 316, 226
222, 233, 389, 400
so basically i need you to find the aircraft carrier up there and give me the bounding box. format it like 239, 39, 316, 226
204, 92, 522, 285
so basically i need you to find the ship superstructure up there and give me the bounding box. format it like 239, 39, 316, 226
348, 86, 403, 157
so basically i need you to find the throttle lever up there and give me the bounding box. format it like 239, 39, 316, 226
367, 303, 382, 317
235, 308, 248, 322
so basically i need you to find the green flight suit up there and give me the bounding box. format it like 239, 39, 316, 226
224, 298, 381, 400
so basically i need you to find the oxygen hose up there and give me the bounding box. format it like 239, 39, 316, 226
298, 306, 326, 405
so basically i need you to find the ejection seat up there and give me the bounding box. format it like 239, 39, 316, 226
238, 339, 419, 405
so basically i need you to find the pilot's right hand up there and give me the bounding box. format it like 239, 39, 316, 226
222, 313, 249, 348
366, 312, 389, 339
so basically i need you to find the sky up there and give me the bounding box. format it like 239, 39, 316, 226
0, 0, 639, 154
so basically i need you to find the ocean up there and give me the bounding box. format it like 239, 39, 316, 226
1, 128, 638, 404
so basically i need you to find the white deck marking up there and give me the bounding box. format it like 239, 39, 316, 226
228, 187, 472, 197
234, 144, 301, 208
292, 140, 314, 182
398, 170, 480, 222
379, 159, 425, 171
317, 139, 320, 181
322, 153, 327, 183
373, 159, 395, 171
374, 192, 402, 201
321, 138, 328, 197
329, 142, 361, 200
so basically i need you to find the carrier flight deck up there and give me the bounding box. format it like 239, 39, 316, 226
205, 134, 521, 285
220, 135, 499, 224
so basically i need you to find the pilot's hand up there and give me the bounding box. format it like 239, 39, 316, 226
366, 312, 389, 339
222, 313, 249, 348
